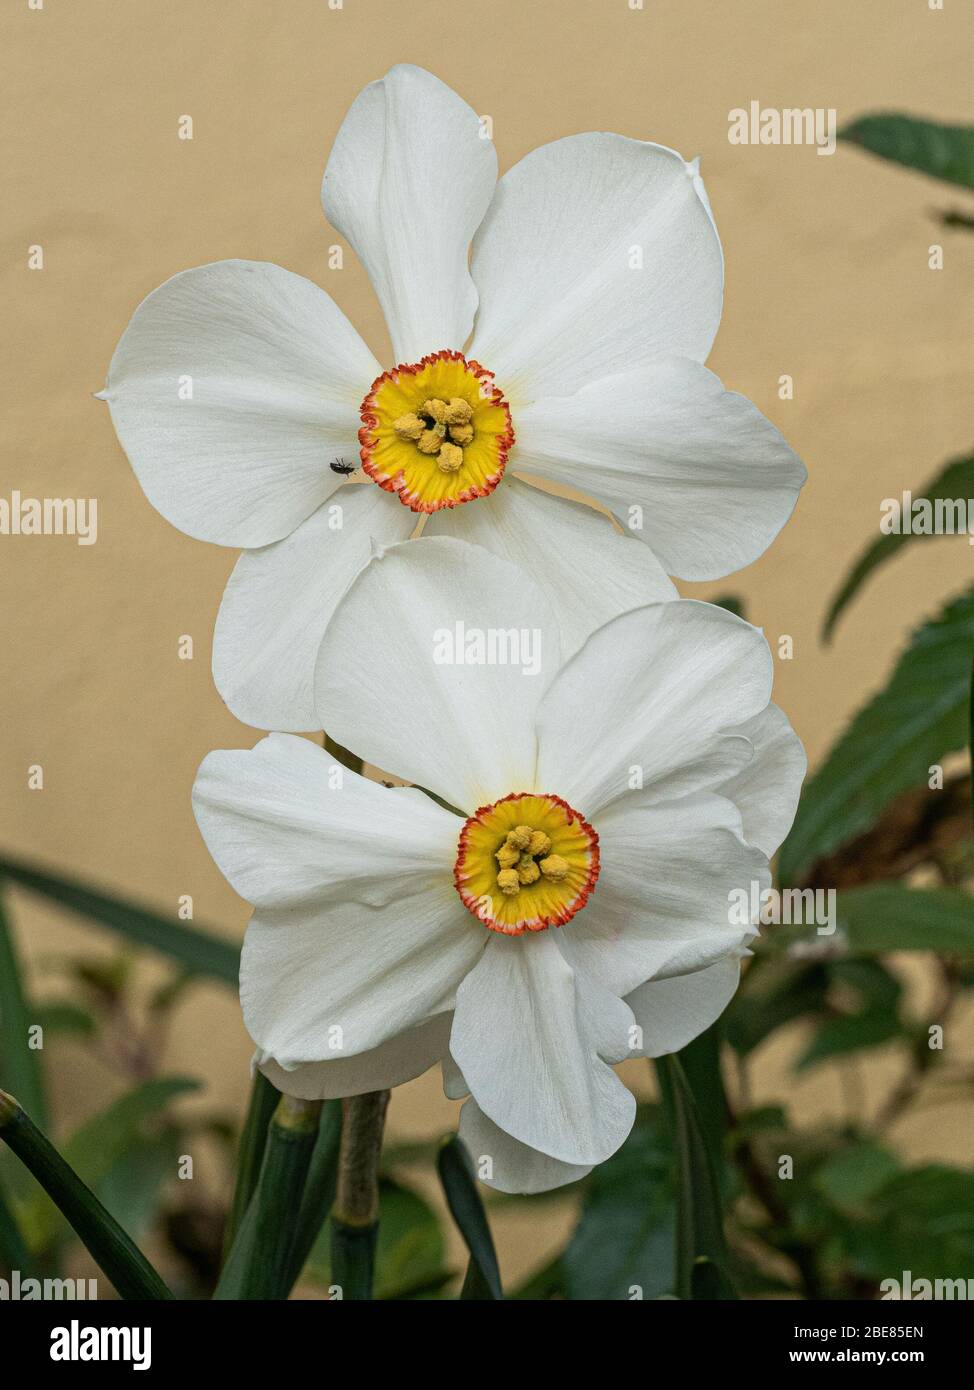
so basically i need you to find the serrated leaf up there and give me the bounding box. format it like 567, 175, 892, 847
840, 113, 974, 190
824, 452, 974, 639
779, 585, 974, 884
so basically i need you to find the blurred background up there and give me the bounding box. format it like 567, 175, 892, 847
2, 0, 973, 1294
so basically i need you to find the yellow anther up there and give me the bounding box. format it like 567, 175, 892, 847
445, 397, 473, 426
393, 413, 424, 442
497, 868, 521, 896
495, 843, 520, 870
517, 855, 541, 886
417, 428, 444, 455
437, 442, 464, 473
508, 826, 534, 851
448, 422, 474, 446
540, 854, 570, 882
422, 398, 449, 425
528, 831, 552, 857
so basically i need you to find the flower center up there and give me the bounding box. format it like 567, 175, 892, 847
358, 350, 514, 513
454, 792, 600, 936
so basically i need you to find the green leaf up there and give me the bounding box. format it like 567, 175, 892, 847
824, 452, 974, 639
839, 883, 974, 955
0, 1176, 30, 1272
712, 594, 746, 620
0, 854, 239, 986
840, 113, 974, 191
844, 1166, 974, 1283
223, 1071, 279, 1256
0, 883, 47, 1129
812, 1141, 901, 1214
437, 1134, 502, 1300
215, 1094, 321, 1300
563, 1106, 676, 1301
30, 1002, 97, 1039
27, 1076, 199, 1250
779, 585, 974, 884
0, 1090, 172, 1299
658, 1056, 736, 1299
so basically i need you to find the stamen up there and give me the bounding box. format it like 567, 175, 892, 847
497, 869, 521, 896
540, 854, 569, 881
437, 442, 464, 473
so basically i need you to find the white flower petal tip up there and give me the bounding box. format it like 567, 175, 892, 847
625, 957, 743, 1060
106, 260, 377, 548
92, 389, 109, 402
322, 65, 497, 365
468, 133, 724, 398
514, 358, 806, 582
458, 1101, 593, 1195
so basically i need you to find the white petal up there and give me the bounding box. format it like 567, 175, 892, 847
535, 600, 773, 816
450, 931, 636, 1166
458, 1100, 592, 1194
441, 1052, 468, 1101
213, 485, 414, 732
240, 891, 483, 1066
192, 732, 460, 908
426, 478, 676, 657
468, 135, 722, 401
626, 957, 742, 1059
322, 65, 497, 364
315, 537, 560, 814
513, 358, 806, 580
559, 792, 768, 998
257, 1012, 452, 1100
720, 704, 806, 857
105, 261, 378, 546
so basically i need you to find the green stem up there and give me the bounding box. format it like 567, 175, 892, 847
0, 1090, 172, 1299
223, 1070, 279, 1257
330, 1090, 389, 1300
215, 1093, 322, 1300
323, 733, 364, 778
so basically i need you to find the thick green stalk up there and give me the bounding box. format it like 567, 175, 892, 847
215, 1092, 322, 1300
330, 1090, 389, 1300
0, 1090, 172, 1299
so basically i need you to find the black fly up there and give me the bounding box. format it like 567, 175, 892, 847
329, 457, 356, 476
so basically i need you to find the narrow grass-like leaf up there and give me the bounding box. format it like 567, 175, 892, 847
223, 1070, 279, 1256
779, 585, 974, 884
840, 113, 974, 191
215, 1094, 321, 1300
658, 1056, 736, 1301
823, 452, 974, 639
0, 1177, 30, 1272
0, 883, 46, 1129
0, 1090, 171, 1299
437, 1135, 502, 1300
0, 854, 239, 986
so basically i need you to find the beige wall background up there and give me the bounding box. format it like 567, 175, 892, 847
3, 0, 973, 1283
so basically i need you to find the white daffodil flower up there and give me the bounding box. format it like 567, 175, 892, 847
193, 538, 805, 1193
103, 64, 804, 734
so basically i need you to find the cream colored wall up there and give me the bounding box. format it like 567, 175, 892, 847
2, 0, 973, 1283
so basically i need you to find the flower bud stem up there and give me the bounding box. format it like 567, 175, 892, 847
330, 1089, 390, 1300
